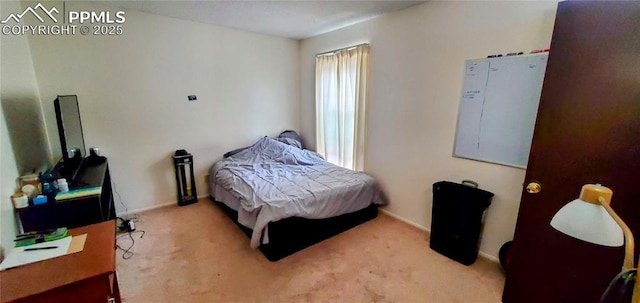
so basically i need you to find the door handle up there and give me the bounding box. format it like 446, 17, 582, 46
526, 182, 541, 194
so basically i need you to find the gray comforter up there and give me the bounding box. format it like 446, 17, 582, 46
212, 137, 386, 248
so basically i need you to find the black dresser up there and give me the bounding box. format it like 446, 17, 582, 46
17, 158, 115, 232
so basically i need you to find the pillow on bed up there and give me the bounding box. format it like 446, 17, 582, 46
223, 137, 267, 158
223, 146, 249, 158
223, 131, 303, 158
275, 137, 302, 149
278, 130, 305, 149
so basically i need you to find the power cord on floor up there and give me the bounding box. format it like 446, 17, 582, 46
116, 216, 145, 260
112, 181, 146, 259
116, 230, 145, 260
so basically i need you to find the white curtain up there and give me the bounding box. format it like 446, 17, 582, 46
315, 44, 369, 171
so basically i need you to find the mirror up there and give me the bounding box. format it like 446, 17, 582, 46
54, 95, 86, 161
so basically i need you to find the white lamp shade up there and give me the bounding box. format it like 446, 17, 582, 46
550, 198, 624, 247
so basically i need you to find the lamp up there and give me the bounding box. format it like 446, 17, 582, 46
550, 184, 638, 303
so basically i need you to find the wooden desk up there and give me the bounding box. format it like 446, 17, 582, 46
0, 221, 120, 303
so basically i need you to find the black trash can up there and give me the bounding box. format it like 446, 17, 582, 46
430, 181, 494, 265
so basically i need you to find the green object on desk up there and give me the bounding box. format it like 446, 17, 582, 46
55, 186, 102, 201
15, 227, 68, 247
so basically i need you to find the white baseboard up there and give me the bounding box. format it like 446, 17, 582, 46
379, 208, 430, 233
478, 251, 499, 263
379, 208, 499, 263
116, 194, 210, 217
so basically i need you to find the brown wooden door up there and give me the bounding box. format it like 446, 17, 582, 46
503, 2, 640, 303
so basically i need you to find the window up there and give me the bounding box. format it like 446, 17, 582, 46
315, 44, 370, 171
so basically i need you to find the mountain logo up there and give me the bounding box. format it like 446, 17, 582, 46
1, 3, 59, 24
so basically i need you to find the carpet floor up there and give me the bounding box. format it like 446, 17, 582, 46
115, 200, 505, 302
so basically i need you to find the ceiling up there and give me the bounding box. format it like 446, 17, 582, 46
94, 1, 426, 39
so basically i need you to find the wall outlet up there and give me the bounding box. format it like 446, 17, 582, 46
188, 95, 197, 101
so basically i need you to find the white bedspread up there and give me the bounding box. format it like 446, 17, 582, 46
211, 137, 385, 248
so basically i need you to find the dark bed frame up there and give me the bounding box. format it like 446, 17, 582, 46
210, 197, 378, 261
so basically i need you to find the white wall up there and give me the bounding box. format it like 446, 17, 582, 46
26, 1, 300, 213
300, 1, 558, 259
0, 103, 19, 256
2, 0, 556, 260
0, 1, 49, 254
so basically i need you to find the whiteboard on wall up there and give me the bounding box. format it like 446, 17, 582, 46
453, 53, 548, 169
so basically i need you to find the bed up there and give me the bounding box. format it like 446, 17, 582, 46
209, 134, 386, 261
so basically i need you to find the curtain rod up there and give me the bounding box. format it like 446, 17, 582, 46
316, 43, 369, 56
